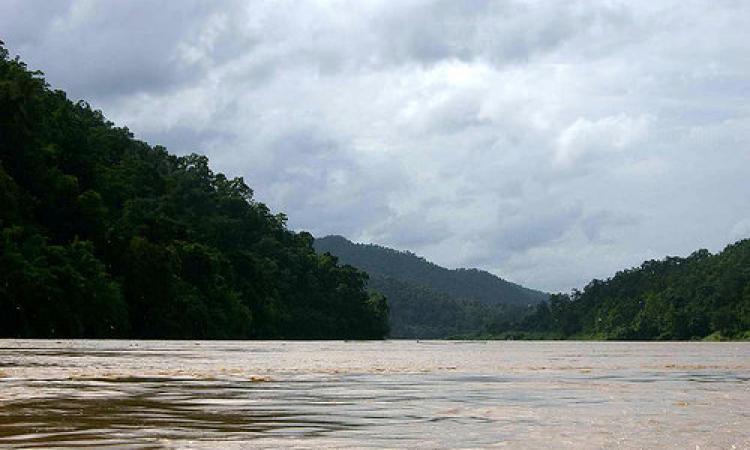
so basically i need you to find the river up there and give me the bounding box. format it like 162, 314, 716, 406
0, 340, 747, 448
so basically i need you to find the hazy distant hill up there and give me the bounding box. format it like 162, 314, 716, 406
314, 235, 547, 306
313, 235, 548, 338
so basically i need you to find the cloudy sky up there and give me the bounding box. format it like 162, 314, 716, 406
2, 0, 749, 292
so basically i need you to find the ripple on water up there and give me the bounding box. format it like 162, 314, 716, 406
0, 339, 747, 449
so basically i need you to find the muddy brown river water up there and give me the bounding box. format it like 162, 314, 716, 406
0, 340, 747, 449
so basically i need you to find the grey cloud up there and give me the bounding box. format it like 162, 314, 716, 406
372, 1, 633, 67
0, 1, 69, 46
499, 205, 583, 252
365, 211, 453, 249
3, 0, 254, 100
144, 126, 237, 158
730, 219, 750, 242
581, 211, 641, 243
3, 0, 749, 291
228, 127, 407, 239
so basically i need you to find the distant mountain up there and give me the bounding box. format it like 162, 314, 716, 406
313, 235, 548, 338
314, 235, 547, 306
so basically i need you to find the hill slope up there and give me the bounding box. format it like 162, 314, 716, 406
0, 44, 388, 339
314, 235, 547, 338
314, 235, 547, 306
496, 240, 750, 340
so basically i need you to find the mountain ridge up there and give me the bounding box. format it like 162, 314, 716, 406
313, 235, 547, 338
314, 234, 548, 307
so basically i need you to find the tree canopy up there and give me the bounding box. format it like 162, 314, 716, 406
0, 44, 388, 339
490, 241, 750, 340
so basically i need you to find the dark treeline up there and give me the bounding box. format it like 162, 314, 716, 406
368, 275, 520, 338
314, 235, 545, 338
490, 240, 750, 340
0, 45, 388, 339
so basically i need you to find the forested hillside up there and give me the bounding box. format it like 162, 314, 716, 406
493, 240, 750, 340
314, 235, 547, 306
367, 275, 517, 338
314, 235, 547, 338
0, 44, 388, 339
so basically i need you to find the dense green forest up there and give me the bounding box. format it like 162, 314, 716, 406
489, 240, 750, 340
0, 44, 388, 339
367, 275, 517, 338
314, 235, 547, 338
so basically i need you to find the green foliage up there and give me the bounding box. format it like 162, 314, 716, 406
368, 275, 516, 338
499, 241, 750, 340
0, 44, 387, 339
0, 228, 128, 338
313, 235, 545, 338
315, 235, 547, 306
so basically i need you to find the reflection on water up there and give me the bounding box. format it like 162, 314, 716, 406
0, 340, 747, 449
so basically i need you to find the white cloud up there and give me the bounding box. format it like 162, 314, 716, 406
555, 114, 653, 167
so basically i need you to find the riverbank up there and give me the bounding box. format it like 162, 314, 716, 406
448, 330, 750, 341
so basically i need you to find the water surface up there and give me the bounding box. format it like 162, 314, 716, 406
0, 340, 747, 448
